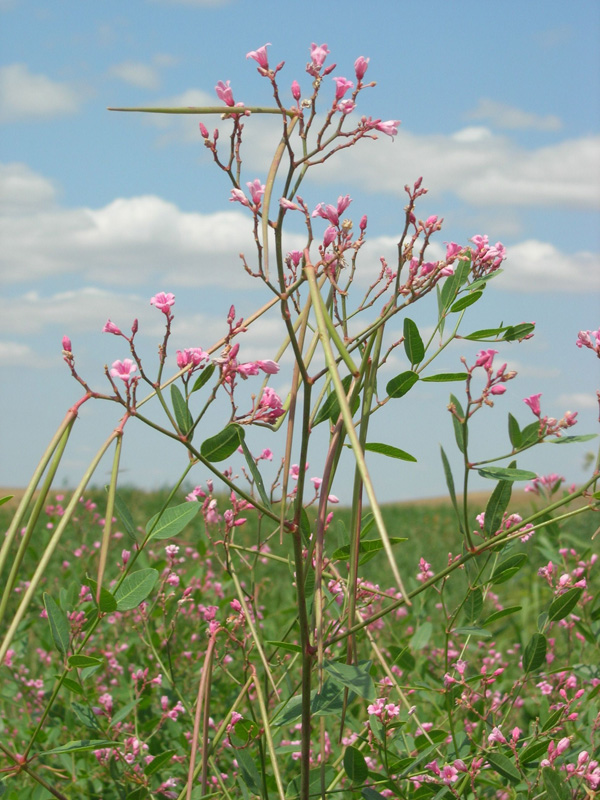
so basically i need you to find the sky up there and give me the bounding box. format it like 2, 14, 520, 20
1, 0, 599, 505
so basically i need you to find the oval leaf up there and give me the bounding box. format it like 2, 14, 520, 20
478, 466, 537, 481
491, 554, 528, 585
484, 477, 513, 537
386, 370, 419, 399
548, 587, 582, 622
523, 632, 547, 673
421, 372, 468, 382
542, 766, 571, 800
450, 290, 483, 312
191, 362, 215, 394
485, 752, 521, 784
363, 442, 416, 462
68, 655, 103, 669
43, 593, 70, 656
146, 501, 201, 541
344, 746, 369, 785
403, 318, 425, 365
86, 578, 118, 613
200, 423, 243, 462
323, 660, 375, 701
114, 568, 159, 611
170, 384, 193, 436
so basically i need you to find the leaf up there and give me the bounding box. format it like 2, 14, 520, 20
86, 578, 118, 613
520, 420, 541, 447
542, 766, 571, 800
541, 708, 564, 733
0, 495, 14, 507
546, 433, 598, 444
361, 789, 388, 800
548, 587, 582, 621
503, 322, 535, 341
421, 372, 468, 382
265, 641, 303, 654
331, 537, 406, 565
519, 738, 551, 764
463, 587, 483, 622
323, 660, 375, 701
61, 677, 84, 695
313, 375, 357, 426
450, 290, 483, 312
170, 384, 193, 436
485, 751, 521, 784
200, 423, 243, 462
237, 434, 271, 508
113, 491, 137, 544
191, 362, 215, 393
114, 569, 159, 611
43, 593, 70, 656
483, 477, 513, 537
386, 370, 419, 399
229, 719, 259, 748
43, 739, 117, 755
414, 730, 449, 750
490, 554, 528, 585
344, 746, 369, 785
507, 413, 521, 449
363, 442, 417, 462
440, 446, 461, 529
71, 702, 102, 731
234, 747, 262, 795
144, 750, 176, 776
478, 466, 537, 481
482, 606, 522, 626
450, 393, 467, 454
464, 326, 508, 341
523, 632, 547, 673
410, 622, 432, 650
146, 501, 201, 541
68, 655, 103, 669
312, 679, 347, 715
453, 626, 492, 638
403, 318, 425, 365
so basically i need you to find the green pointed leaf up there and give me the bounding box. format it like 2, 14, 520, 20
146, 501, 201, 541
386, 370, 419, 399
61, 677, 84, 695
548, 587, 582, 621
331, 537, 406, 564
109, 699, 140, 728
170, 384, 193, 436
546, 433, 598, 444
390, 646, 415, 672
68, 655, 103, 669
265, 641, 303, 654
344, 746, 369, 785
450, 393, 467, 454
323, 659, 375, 701
86, 578, 118, 613
43, 593, 70, 656
541, 709, 564, 733
363, 442, 416, 462
519, 738, 551, 764
507, 413, 521, 449
484, 478, 513, 537
190, 362, 215, 394
0, 495, 14, 507
200, 423, 243, 462
71, 701, 102, 730
237, 435, 271, 509
450, 290, 483, 312
410, 622, 432, 650
413, 730, 449, 750
478, 466, 537, 481
114, 568, 159, 611
520, 420, 541, 447
421, 372, 468, 382
440, 446, 461, 529
403, 318, 425, 365
542, 766, 571, 800
464, 326, 509, 341
144, 749, 176, 776
490, 554, 528, 585
485, 751, 521, 784
361, 789, 388, 800
464, 587, 483, 622
482, 606, 522, 626
453, 626, 492, 637
314, 375, 357, 426
312, 679, 347, 715
43, 739, 118, 755
523, 632, 547, 673
234, 747, 262, 794
503, 322, 535, 341
113, 491, 137, 543
436, 283, 445, 336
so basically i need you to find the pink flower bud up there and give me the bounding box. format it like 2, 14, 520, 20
103, 319, 121, 335
523, 393, 542, 417
199, 122, 209, 139
490, 385, 506, 395
291, 80, 301, 101
62, 336, 72, 353
354, 56, 369, 81
359, 215, 367, 232
150, 292, 175, 314
246, 43, 271, 70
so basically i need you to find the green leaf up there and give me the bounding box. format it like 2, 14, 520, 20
331, 537, 407, 565
548, 587, 582, 621
86, 578, 118, 613
170, 384, 193, 437
323, 659, 375, 701
68, 655, 103, 669
523, 633, 547, 673
414, 730, 449, 750
61, 677, 84, 695
43, 739, 117, 755
520, 420, 541, 447
114, 569, 159, 611
410, 622, 432, 650
450, 393, 467, 454
312, 679, 347, 716
519, 738, 551, 764
144, 750, 176, 776
113, 491, 137, 544
485, 751, 521, 784
71, 701, 102, 730
234, 747, 262, 794
344, 746, 369, 785
541, 708, 564, 733
464, 326, 508, 341
363, 442, 417, 462
546, 433, 598, 444
440, 446, 461, 529
483, 477, 513, 537
200, 423, 243, 462
237, 434, 271, 509
265, 641, 303, 654
507, 413, 521, 449
146, 501, 201, 541
0, 495, 14, 507
503, 322, 535, 341
463, 587, 483, 622
386, 370, 419, 399
450, 290, 483, 312
314, 374, 358, 426
421, 372, 468, 382
478, 466, 537, 481
453, 626, 492, 638
542, 766, 571, 800
109, 699, 140, 728
482, 606, 522, 626
229, 719, 259, 748
361, 789, 388, 800
490, 554, 528, 585
190, 362, 215, 394
43, 593, 70, 656
403, 318, 425, 365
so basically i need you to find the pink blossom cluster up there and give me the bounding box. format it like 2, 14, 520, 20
367, 697, 401, 721
230, 179, 265, 210
474, 510, 534, 543
576, 326, 600, 356
525, 473, 574, 498
469, 234, 507, 277
524, 393, 578, 437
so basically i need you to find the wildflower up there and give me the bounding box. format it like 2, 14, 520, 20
254, 387, 285, 424
103, 320, 122, 335
176, 348, 209, 369
291, 80, 301, 101
375, 120, 401, 138
246, 178, 265, 206
246, 43, 271, 70
309, 43, 330, 70
150, 292, 175, 314
333, 76, 353, 100
354, 56, 369, 81
215, 80, 235, 107
524, 393, 542, 417
110, 359, 137, 384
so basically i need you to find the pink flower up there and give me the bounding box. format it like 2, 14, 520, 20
442, 765, 459, 785
176, 348, 209, 369
490, 385, 506, 395
333, 76, 353, 100
576, 327, 600, 355
280, 197, 299, 210
256, 359, 279, 374
230, 188, 250, 207
62, 336, 72, 353
309, 43, 330, 69
323, 226, 337, 247
488, 727, 506, 745
215, 80, 235, 107
246, 43, 271, 70
524, 393, 542, 417
254, 387, 285, 424
375, 120, 401, 138
150, 292, 175, 314
475, 349, 497, 370
354, 56, 369, 81
246, 179, 265, 206
103, 320, 122, 335
337, 99, 355, 115
291, 80, 301, 101
199, 122, 209, 139
110, 359, 137, 384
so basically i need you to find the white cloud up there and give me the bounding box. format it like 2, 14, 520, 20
0, 340, 46, 367
556, 393, 598, 410
109, 61, 161, 90
466, 98, 562, 131
0, 162, 57, 212
0, 63, 82, 122
500, 240, 600, 292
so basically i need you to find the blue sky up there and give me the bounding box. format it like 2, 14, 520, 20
1, 0, 599, 503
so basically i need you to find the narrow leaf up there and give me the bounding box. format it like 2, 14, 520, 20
44, 739, 118, 755
363, 442, 417, 462
410, 622, 432, 650
490, 554, 528, 585
520, 420, 541, 447
546, 433, 598, 444
450, 290, 483, 312
478, 466, 537, 481
146, 501, 201, 541
71, 702, 101, 730
464, 587, 483, 622
440, 446, 461, 529
453, 626, 492, 637
238, 435, 271, 508
43, 593, 70, 656
464, 326, 508, 341
548, 587, 582, 622
170, 384, 193, 436
483, 478, 513, 537
503, 322, 535, 341
386, 370, 419, 399
323, 660, 375, 701
508, 413, 521, 449
519, 738, 551, 764
450, 393, 467, 454
200, 423, 243, 462
482, 606, 522, 626
113, 491, 137, 543
421, 372, 467, 382
403, 318, 425, 365
542, 766, 571, 800
332, 537, 406, 562
233, 748, 262, 794
114, 569, 159, 611
344, 746, 369, 784
313, 374, 355, 426
362, 789, 387, 800
265, 641, 303, 654
191, 362, 215, 394
68, 655, 103, 669
485, 752, 521, 784
144, 750, 176, 776
0, 495, 14, 507
523, 632, 547, 672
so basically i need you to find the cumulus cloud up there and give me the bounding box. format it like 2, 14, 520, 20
109, 61, 161, 90
557, 393, 598, 410
0, 63, 83, 122
0, 341, 47, 367
500, 240, 600, 292
466, 98, 562, 131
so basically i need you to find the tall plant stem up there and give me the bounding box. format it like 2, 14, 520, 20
186, 627, 218, 800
